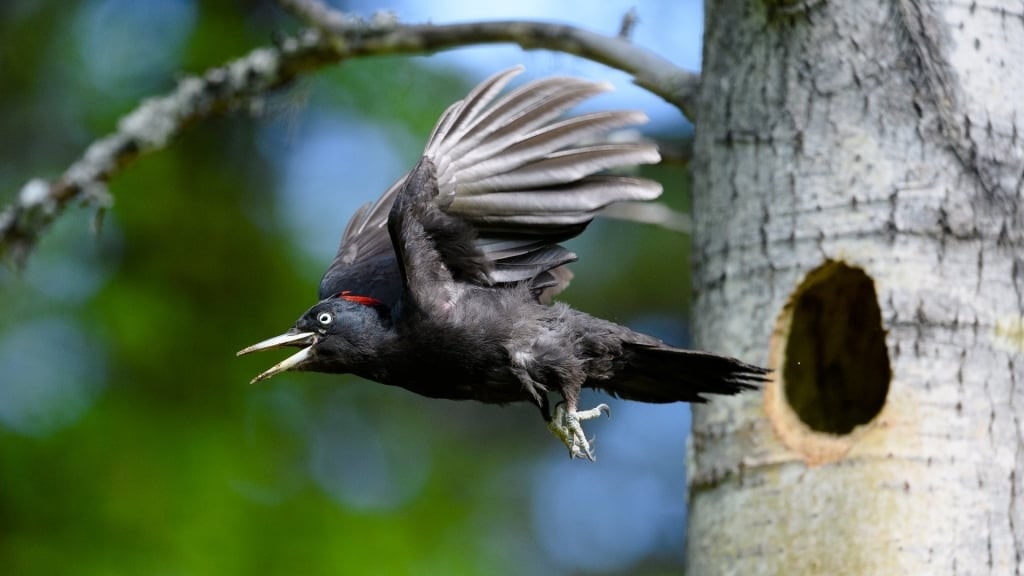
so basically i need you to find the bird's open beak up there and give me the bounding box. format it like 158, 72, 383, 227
237, 330, 316, 384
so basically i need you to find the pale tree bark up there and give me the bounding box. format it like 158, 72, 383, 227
688, 0, 1024, 573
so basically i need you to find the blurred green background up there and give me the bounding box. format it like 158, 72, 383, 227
0, 0, 699, 574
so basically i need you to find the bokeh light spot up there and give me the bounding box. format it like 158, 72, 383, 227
73, 0, 196, 96
309, 396, 431, 511
531, 399, 690, 572
267, 112, 407, 263
0, 318, 107, 437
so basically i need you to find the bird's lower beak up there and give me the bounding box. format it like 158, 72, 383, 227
237, 331, 316, 384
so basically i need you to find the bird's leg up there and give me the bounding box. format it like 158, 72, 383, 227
549, 401, 584, 459
550, 400, 611, 461
526, 369, 609, 460
540, 397, 587, 459
538, 397, 574, 454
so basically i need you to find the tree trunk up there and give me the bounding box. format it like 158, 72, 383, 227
687, 0, 1024, 573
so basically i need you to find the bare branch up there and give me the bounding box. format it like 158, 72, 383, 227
384, 22, 698, 113
1, 31, 338, 268
619, 7, 639, 39
275, 1, 699, 114
276, 0, 398, 33
3, 12, 699, 268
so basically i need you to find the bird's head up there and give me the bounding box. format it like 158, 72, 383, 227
237, 293, 388, 384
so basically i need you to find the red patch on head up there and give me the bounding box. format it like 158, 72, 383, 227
337, 291, 383, 307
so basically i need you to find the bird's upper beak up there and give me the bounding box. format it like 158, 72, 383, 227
237, 330, 316, 384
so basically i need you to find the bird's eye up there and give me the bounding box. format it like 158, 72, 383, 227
317, 312, 333, 325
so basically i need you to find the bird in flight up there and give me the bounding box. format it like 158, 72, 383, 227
238, 65, 768, 460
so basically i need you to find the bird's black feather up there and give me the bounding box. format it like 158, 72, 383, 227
317, 66, 660, 302
243, 66, 769, 461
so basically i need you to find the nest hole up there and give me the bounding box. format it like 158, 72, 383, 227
781, 261, 890, 435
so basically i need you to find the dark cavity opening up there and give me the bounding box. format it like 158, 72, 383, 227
783, 261, 891, 435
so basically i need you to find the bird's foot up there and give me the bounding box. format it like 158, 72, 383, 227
548, 402, 611, 461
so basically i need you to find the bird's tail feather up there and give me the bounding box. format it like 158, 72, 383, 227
600, 343, 770, 404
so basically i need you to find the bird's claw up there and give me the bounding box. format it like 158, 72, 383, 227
548, 402, 611, 461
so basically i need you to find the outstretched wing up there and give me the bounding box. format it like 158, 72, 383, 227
318, 65, 662, 303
